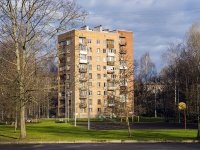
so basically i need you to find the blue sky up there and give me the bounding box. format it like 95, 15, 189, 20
77, 0, 200, 70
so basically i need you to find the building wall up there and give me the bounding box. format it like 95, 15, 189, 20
57, 26, 134, 118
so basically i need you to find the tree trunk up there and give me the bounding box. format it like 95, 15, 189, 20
126, 115, 131, 137
20, 102, 26, 139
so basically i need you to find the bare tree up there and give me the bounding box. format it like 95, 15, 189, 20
0, 0, 87, 139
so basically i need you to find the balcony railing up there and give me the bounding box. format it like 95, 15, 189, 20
120, 49, 127, 54
79, 87, 87, 91
79, 103, 87, 108
80, 59, 87, 64
107, 61, 115, 66
119, 41, 127, 46
79, 68, 87, 73
107, 43, 114, 48
107, 70, 114, 74
120, 65, 127, 69
79, 77, 87, 82
107, 52, 115, 57
108, 103, 115, 107
79, 94, 87, 99
107, 86, 116, 91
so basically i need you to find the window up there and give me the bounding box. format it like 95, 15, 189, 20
103, 40, 106, 46
66, 48, 70, 53
88, 65, 92, 70
104, 99, 108, 104
97, 48, 100, 53
80, 108, 85, 113
104, 82, 107, 87
104, 91, 107, 95
97, 39, 100, 44
97, 65, 101, 70
97, 74, 101, 79
89, 91, 92, 96
66, 83, 70, 89
80, 54, 86, 60
88, 56, 92, 61
88, 39, 92, 43
103, 49, 107, 53
97, 99, 101, 104
60, 41, 66, 46
89, 82, 92, 87
67, 74, 70, 80
97, 91, 101, 95
111, 74, 116, 79
79, 37, 86, 44
89, 108, 92, 112
103, 66, 106, 70
89, 99, 92, 105
67, 65, 71, 70
80, 73, 86, 78
104, 108, 107, 113
67, 57, 70, 62
97, 56, 100, 62
103, 74, 107, 78
97, 82, 101, 87
89, 73, 92, 79
66, 39, 71, 45
98, 108, 101, 112
88, 47, 92, 52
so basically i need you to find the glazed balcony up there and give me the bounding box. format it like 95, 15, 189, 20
79, 87, 87, 91
80, 45, 87, 54
79, 102, 87, 108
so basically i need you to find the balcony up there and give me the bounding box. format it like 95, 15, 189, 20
79, 94, 87, 99
107, 86, 116, 91
107, 95, 115, 100
119, 41, 127, 46
80, 59, 87, 64
79, 102, 87, 108
120, 65, 128, 70
59, 54, 66, 59
107, 61, 115, 66
60, 50, 66, 55
79, 68, 87, 73
59, 71, 66, 76
79, 77, 87, 82
107, 70, 114, 74
108, 103, 115, 107
120, 49, 127, 54
107, 78, 116, 82
107, 43, 114, 48
80, 45, 87, 54
107, 52, 115, 57
79, 87, 87, 91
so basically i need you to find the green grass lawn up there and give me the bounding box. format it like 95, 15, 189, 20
0, 120, 198, 142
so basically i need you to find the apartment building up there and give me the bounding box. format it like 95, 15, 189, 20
57, 25, 134, 118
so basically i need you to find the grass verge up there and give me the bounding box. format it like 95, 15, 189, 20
0, 120, 198, 142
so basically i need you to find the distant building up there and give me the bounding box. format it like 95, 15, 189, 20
57, 25, 134, 118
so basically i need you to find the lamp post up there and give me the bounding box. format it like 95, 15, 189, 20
64, 81, 67, 123
87, 62, 90, 130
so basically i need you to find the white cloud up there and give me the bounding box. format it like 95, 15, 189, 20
77, 0, 200, 72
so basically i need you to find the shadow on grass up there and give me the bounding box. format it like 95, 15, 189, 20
0, 134, 18, 139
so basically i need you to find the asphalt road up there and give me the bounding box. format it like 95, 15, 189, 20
0, 143, 200, 150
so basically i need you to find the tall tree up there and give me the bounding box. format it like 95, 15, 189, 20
0, 0, 87, 139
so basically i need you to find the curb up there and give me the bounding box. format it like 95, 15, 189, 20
0, 140, 200, 144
